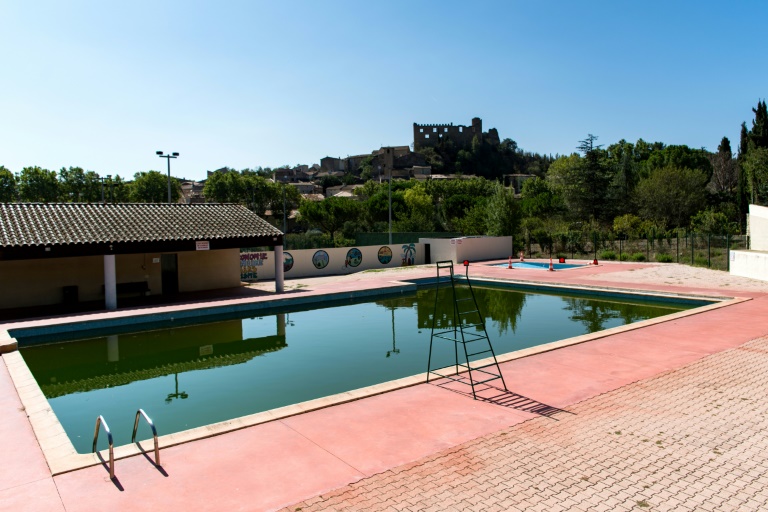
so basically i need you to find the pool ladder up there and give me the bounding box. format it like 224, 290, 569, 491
93, 408, 160, 479
426, 260, 508, 400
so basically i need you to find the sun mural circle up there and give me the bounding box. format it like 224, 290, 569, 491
378, 246, 392, 264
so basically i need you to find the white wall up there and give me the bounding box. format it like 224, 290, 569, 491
749, 204, 768, 251
731, 204, 768, 282
455, 236, 513, 263
242, 243, 424, 280
420, 238, 455, 263
730, 250, 768, 281
419, 236, 513, 264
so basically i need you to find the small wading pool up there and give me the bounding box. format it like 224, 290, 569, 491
17, 283, 701, 453
493, 261, 589, 270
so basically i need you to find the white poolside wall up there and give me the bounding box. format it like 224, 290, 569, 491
243, 237, 514, 281
419, 236, 514, 264
246, 244, 425, 280
730, 204, 768, 281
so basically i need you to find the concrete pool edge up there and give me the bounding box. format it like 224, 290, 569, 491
4, 290, 750, 476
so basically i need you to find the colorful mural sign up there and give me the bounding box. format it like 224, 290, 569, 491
401, 243, 416, 266
378, 246, 392, 264
284, 251, 294, 272
240, 248, 268, 281
345, 248, 362, 268
312, 250, 329, 269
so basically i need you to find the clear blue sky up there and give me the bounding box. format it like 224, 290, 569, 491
1, 0, 765, 182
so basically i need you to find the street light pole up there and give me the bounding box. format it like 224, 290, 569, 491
282, 180, 287, 238
388, 166, 392, 245
156, 151, 179, 204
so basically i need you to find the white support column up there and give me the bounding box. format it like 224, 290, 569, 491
104, 254, 117, 310
275, 245, 284, 293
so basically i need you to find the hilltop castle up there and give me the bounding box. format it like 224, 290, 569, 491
413, 117, 499, 151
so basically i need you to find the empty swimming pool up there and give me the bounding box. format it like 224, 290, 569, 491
18, 283, 697, 453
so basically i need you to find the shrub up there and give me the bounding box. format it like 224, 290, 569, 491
694, 256, 709, 267
655, 253, 674, 263
619, 253, 629, 261
630, 252, 646, 262
600, 250, 617, 260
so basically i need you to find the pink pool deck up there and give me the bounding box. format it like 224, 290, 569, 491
1, 260, 767, 512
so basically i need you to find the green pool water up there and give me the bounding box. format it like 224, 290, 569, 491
19, 285, 695, 453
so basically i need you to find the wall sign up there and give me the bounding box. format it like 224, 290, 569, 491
312, 250, 329, 269
346, 248, 362, 267
196, 241, 210, 251
378, 246, 392, 264
284, 252, 294, 272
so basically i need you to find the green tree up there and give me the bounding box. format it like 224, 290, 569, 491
131, 171, 181, 203
690, 209, 734, 235
644, 144, 713, 182
520, 177, 563, 218
58, 166, 88, 201
547, 134, 613, 220
709, 137, 736, 194
0, 166, 17, 202
19, 166, 59, 202
743, 147, 768, 205
737, 122, 750, 229
397, 185, 436, 232
298, 196, 362, 241
485, 183, 520, 237
319, 175, 343, 194
110, 175, 130, 203
612, 213, 643, 238
634, 166, 708, 228
243, 175, 273, 214
749, 99, 768, 149
269, 181, 302, 227
203, 170, 247, 203
452, 202, 487, 235
606, 140, 639, 214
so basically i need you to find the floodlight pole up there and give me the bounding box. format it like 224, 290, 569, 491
156, 151, 179, 204
388, 166, 392, 245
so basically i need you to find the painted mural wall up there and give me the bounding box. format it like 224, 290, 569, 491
240, 243, 424, 281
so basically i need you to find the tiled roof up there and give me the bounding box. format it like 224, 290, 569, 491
0, 203, 283, 248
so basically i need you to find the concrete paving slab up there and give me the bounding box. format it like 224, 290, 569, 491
0, 356, 53, 492
0, 477, 64, 512
281, 383, 534, 477
53, 420, 365, 512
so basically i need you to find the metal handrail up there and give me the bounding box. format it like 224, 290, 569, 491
132, 409, 160, 466
92, 415, 115, 479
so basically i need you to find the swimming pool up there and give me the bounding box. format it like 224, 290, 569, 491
493, 261, 589, 270
18, 283, 697, 453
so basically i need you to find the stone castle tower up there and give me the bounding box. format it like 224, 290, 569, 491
413, 117, 498, 151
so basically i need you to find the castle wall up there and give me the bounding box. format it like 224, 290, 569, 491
413, 117, 484, 150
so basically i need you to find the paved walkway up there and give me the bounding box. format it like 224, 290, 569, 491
2, 262, 768, 511
283, 336, 768, 512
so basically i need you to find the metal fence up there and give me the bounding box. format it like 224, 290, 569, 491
524, 232, 749, 272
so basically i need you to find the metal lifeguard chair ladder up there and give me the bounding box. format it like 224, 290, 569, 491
426, 260, 508, 399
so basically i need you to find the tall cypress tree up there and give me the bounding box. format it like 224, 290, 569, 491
750, 100, 768, 149
736, 123, 750, 229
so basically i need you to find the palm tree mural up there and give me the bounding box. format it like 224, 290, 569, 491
401, 243, 416, 266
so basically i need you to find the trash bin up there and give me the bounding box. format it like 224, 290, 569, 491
62, 285, 79, 304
